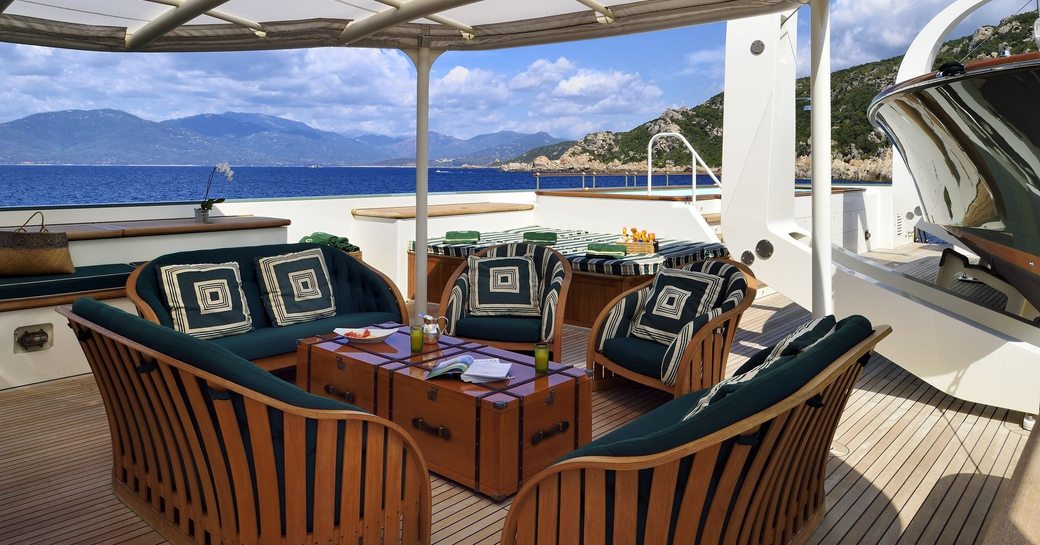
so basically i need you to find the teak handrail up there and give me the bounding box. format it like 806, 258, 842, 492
59, 304, 432, 545
502, 325, 891, 545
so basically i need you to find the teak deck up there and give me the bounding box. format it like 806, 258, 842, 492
0, 291, 1027, 544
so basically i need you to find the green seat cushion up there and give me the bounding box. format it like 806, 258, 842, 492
601, 336, 668, 379
71, 297, 360, 412
212, 311, 396, 361
563, 315, 873, 460
454, 316, 541, 343
0, 263, 135, 300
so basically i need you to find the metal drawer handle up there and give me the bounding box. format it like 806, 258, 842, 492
323, 384, 355, 403
412, 417, 451, 440
531, 420, 570, 446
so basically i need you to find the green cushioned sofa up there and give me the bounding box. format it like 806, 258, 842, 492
126, 243, 407, 371
60, 298, 431, 545
502, 315, 891, 545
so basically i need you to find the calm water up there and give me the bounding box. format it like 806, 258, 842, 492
0, 165, 720, 208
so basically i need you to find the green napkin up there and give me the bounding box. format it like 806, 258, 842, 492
445, 230, 480, 243
586, 243, 627, 258
523, 231, 558, 244
300, 232, 360, 252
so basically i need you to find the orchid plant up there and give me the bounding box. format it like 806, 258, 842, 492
200, 161, 234, 211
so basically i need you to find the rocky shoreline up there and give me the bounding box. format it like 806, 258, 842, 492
501, 147, 893, 182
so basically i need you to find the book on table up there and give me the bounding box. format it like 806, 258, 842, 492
426, 355, 512, 383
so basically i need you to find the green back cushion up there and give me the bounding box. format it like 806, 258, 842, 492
631, 268, 725, 345
71, 297, 357, 412
467, 255, 541, 317
562, 314, 873, 460
256, 248, 337, 326
157, 262, 254, 339
733, 315, 837, 376
134, 243, 401, 331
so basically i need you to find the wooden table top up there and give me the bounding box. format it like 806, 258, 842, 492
351, 202, 533, 220
306, 323, 587, 400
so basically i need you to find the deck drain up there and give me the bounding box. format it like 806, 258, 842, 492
830, 442, 850, 457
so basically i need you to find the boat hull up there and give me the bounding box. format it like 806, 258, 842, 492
869, 54, 1040, 310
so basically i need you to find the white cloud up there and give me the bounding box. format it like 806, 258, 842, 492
510, 57, 576, 90
797, 0, 1032, 74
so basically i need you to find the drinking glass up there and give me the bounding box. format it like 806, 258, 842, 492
410, 325, 424, 353
534, 343, 550, 375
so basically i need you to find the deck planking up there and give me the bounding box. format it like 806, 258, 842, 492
0, 291, 1027, 545
862, 243, 1009, 312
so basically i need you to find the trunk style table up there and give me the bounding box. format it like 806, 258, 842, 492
296, 324, 592, 500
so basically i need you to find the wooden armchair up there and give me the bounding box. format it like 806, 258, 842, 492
439, 242, 573, 359
503, 316, 891, 545
60, 298, 431, 545
589, 259, 757, 397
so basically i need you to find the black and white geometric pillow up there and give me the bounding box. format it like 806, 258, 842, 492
158, 262, 253, 339
256, 248, 337, 326
631, 268, 724, 345
467, 255, 541, 317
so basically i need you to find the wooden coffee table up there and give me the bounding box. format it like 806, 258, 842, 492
296, 323, 592, 500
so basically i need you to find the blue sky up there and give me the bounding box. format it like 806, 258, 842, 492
0, 0, 1029, 139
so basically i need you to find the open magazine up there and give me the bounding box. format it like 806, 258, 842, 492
425, 355, 512, 383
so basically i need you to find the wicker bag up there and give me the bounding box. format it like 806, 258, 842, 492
0, 212, 75, 276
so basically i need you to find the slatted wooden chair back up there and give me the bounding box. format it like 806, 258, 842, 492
59, 304, 432, 545
504, 325, 891, 545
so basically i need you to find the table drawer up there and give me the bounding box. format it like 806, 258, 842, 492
308, 350, 378, 413
392, 377, 479, 488
519, 380, 578, 481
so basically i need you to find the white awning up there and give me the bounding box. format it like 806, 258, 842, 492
0, 0, 801, 52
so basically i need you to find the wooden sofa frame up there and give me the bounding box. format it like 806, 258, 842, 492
59, 304, 431, 545
126, 249, 408, 372
438, 244, 573, 360
588, 259, 758, 397
503, 325, 891, 545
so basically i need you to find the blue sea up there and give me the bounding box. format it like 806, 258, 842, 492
0, 165, 721, 208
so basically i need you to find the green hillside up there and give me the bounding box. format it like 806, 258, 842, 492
511, 12, 1038, 174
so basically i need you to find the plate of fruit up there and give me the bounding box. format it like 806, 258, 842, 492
333, 327, 395, 343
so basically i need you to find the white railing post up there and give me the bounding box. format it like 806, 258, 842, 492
647, 132, 721, 200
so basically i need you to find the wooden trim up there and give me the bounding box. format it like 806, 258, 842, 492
58, 304, 433, 545
0, 287, 125, 312
125, 263, 160, 323
0, 215, 290, 242
501, 326, 892, 545
352, 202, 534, 219
587, 258, 758, 397
344, 249, 410, 323
437, 244, 573, 359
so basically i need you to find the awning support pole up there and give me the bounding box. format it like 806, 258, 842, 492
405, 46, 443, 321
810, 0, 833, 317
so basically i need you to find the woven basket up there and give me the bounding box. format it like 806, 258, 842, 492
346, 250, 363, 261
619, 240, 658, 255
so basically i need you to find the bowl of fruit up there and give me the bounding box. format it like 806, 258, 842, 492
333, 327, 395, 343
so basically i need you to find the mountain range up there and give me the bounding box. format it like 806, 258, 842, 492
0, 109, 565, 167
